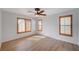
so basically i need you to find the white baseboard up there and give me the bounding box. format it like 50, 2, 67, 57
40, 33, 79, 46
2, 33, 36, 43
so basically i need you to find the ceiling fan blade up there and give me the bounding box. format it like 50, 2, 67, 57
39, 14, 46, 16
38, 10, 44, 14
35, 13, 46, 16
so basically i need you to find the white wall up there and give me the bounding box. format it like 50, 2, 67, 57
2, 11, 36, 42
0, 9, 2, 48
77, 9, 79, 45
40, 9, 79, 45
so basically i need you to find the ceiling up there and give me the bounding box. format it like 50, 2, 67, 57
1, 8, 75, 17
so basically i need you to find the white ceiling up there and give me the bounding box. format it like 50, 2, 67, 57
1, 8, 75, 17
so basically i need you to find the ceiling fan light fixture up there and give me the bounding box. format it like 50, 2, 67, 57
35, 14, 39, 17
28, 8, 46, 16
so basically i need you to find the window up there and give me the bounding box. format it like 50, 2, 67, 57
59, 15, 72, 36
26, 19, 31, 32
17, 18, 31, 34
17, 18, 25, 33
38, 20, 42, 31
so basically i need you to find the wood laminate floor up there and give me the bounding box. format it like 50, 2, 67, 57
1, 35, 79, 51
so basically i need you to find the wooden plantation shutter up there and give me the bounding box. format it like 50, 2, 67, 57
26, 19, 31, 32
59, 15, 72, 36
17, 18, 26, 33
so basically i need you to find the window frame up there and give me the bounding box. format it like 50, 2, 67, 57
17, 17, 31, 34
59, 15, 72, 36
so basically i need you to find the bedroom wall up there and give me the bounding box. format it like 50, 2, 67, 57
2, 11, 36, 42
0, 9, 2, 48
77, 9, 79, 45
40, 9, 79, 45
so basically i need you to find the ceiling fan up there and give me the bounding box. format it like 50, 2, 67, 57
28, 8, 46, 16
